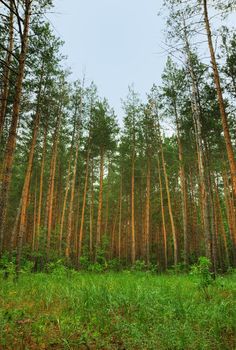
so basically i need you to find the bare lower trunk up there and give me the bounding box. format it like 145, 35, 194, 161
96, 148, 104, 247
131, 150, 136, 264
65, 133, 80, 259
145, 158, 151, 264
157, 154, 167, 270
77, 149, 90, 263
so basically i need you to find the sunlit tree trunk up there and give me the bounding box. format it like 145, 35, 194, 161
46, 110, 61, 258
157, 154, 167, 270
158, 123, 178, 266
35, 123, 48, 252
131, 147, 136, 264
203, 0, 236, 200
16, 91, 42, 274
96, 147, 104, 247
65, 132, 80, 259
0, 0, 31, 255
78, 148, 90, 263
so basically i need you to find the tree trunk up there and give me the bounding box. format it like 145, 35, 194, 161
145, 158, 151, 264
118, 172, 123, 261
158, 124, 178, 266
46, 110, 61, 259
0, 0, 31, 255
131, 149, 136, 264
96, 147, 104, 247
203, 0, 236, 200
65, 132, 80, 259
175, 106, 188, 265
35, 123, 48, 252
0, 0, 14, 137
15, 66, 44, 274
89, 158, 94, 259
157, 153, 167, 270
183, 25, 212, 261
77, 148, 90, 263
58, 125, 75, 255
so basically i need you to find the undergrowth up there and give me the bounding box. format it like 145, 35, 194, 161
0, 260, 235, 350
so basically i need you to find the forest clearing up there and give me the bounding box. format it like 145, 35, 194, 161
1, 0, 236, 348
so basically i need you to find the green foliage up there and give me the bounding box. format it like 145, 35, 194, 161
191, 256, 214, 298
131, 260, 158, 273
0, 272, 235, 349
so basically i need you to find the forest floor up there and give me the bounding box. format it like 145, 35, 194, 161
0, 270, 235, 350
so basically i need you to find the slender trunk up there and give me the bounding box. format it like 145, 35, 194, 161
0, 1, 31, 255
96, 147, 104, 247
157, 154, 167, 270
77, 148, 90, 263
203, 0, 236, 199
46, 110, 61, 258
32, 187, 37, 251
111, 204, 119, 258
175, 106, 188, 265
65, 133, 80, 259
89, 159, 94, 259
183, 24, 212, 261
223, 171, 236, 249
118, 172, 123, 261
145, 158, 151, 264
35, 123, 48, 252
158, 125, 178, 266
16, 105, 41, 274
131, 148, 136, 264
215, 180, 230, 267
0, 0, 14, 137
58, 126, 75, 255
104, 162, 111, 234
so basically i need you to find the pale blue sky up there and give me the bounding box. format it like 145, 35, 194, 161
47, 2, 236, 124
47, 0, 166, 122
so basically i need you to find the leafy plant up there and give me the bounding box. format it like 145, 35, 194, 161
191, 256, 214, 299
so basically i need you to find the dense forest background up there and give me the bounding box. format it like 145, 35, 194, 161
0, 0, 236, 274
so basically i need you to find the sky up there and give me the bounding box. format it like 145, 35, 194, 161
47, 0, 166, 123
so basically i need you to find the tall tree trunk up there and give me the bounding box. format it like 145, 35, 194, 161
118, 171, 123, 261
0, 0, 31, 255
58, 125, 75, 255
16, 104, 41, 274
32, 186, 37, 251
77, 148, 90, 263
96, 147, 104, 247
0, 0, 14, 137
183, 24, 212, 261
131, 148, 136, 264
158, 124, 178, 266
175, 106, 188, 265
203, 0, 236, 199
104, 161, 111, 234
145, 158, 151, 264
157, 153, 167, 270
35, 123, 48, 252
65, 132, 80, 259
89, 158, 94, 259
15, 65, 44, 273
46, 110, 61, 258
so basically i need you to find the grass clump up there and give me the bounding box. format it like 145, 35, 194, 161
0, 270, 235, 349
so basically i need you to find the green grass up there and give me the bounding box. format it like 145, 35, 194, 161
0, 270, 235, 349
